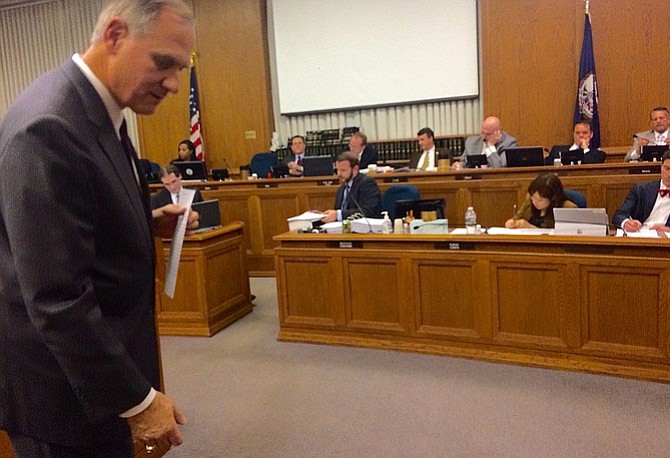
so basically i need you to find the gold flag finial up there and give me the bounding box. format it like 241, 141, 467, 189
585, 0, 590, 15
190, 51, 197, 67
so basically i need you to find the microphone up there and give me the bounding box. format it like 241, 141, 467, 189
345, 181, 374, 233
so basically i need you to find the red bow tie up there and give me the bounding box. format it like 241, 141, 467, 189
659, 189, 670, 197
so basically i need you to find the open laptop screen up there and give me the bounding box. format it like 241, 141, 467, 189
174, 161, 207, 181
506, 147, 545, 167
560, 148, 584, 165
640, 145, 669, 162
467, 154, 488, 168
191, 199, 221, 233
302, 156, 334, 176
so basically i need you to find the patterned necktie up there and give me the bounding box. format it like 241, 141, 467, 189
297, 155, 303, 166
659, 189, 670, 198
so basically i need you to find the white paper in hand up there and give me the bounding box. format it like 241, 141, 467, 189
164, 188, 196, 298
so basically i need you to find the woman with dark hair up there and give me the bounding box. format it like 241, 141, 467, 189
505, 173, 577, 228
171, 139, 197, 162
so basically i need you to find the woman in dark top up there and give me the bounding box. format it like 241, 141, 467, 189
171, 139, 197, 163
505, 173, 577, 229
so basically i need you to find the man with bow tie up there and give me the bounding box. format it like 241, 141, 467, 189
613, 150, 670, 232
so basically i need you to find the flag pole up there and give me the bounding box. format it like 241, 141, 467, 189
585, 0, 590, 15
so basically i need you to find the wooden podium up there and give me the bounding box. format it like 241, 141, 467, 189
156, 223, 252, 336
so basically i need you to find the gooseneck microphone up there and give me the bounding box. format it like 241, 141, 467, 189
343, 178, 374, 233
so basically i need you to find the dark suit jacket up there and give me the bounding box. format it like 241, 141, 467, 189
333, 173, 382, 220
0, 59, 159, 446
546, 144, 607, 165
357, 144, 379, 169
151, 187, 204, 210
612, 179, 670, 228
408, 148, 452, 169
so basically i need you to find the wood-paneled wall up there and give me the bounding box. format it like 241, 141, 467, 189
482, 0, 670, 147
137, 0, 670, 169
137, 0, 273, 170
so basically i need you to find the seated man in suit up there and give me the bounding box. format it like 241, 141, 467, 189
151, 164, 203, 210
321, 152, 382, 222
546, 120, 606, 165
408, 127, 452, 171
454, 116, 517, 169
613, 150, 670, 232
624, 106, 670, 162
282, 135, 308, 176
347, 131, 378, 169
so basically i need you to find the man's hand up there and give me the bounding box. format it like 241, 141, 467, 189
287, 161, 303, 176
321, 210, 337, 223
486, 130, 502, 147
623, 218, 642, 232
128, 391, 187, 448
578, 138, 590, 149
648, 224, 670, 232
152, 204, 199, 238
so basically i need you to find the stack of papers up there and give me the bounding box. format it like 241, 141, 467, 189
287, 211, 324, 231
350, 218, 384, 233
321, 222, 342, 233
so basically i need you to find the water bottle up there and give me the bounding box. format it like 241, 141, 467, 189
464, 206, 477, 234
381, 211, 392, 234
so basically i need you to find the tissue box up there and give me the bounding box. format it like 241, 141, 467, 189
410, 219, 449, 234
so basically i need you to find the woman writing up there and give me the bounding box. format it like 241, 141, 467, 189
505, 173, 577, 229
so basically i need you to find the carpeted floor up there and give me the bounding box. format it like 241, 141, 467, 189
160, 278, 670, 457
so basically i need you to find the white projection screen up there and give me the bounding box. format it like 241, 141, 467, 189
269, 0, 479, 115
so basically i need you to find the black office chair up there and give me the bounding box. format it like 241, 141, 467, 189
564, 189, 587, 208
382, 185, 420, 220
249, 152, 278, 178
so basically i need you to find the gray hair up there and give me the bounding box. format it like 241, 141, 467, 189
90, 0, 194, 44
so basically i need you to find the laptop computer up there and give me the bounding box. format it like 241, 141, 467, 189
553, 207, 609, 236
191, 199, 221, 233
640, 145, 669, 162
559, 148, 584, 165
505, 147, 545, 167
174, 161, 208, 181
302, 156, 334, 176
466, 153, 488, 168
211, 168, 230, 181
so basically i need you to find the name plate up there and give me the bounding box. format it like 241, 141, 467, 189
257, 182, 278, 188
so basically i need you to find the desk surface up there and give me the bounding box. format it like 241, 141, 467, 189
274, 232, 670, 383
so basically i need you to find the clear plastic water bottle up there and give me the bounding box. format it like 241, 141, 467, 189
464, 206, 477, 234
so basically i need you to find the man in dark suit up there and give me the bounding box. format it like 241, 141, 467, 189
408, 127, 452, 170
347, 132, 378, 169
151, 164, 203, 209
546, 120, 606, 165
0, 1, 197, 456
612, 151, 670, 232
321, 152, 382, 222
455, 116, 517, 169
282, 135, 308, 176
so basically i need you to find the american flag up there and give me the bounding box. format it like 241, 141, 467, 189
189, 65, 204, 160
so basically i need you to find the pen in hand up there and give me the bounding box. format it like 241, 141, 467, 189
512, 204, 517, 219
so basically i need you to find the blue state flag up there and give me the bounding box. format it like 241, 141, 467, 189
573, 4, 601, 148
